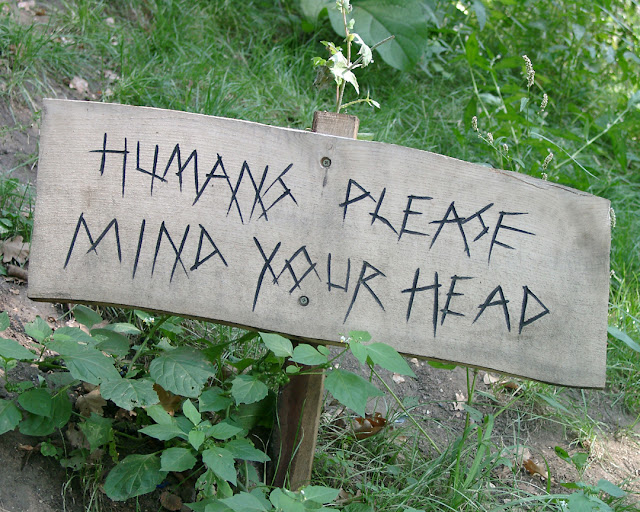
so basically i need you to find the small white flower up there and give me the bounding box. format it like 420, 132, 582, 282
540, 93, 548, 112
471, 115, 478, 132
542, 151, 554, 170
487, 132, 494, 145
502, 143, 509, 153
609, 207, 616, 228
523, 55, 535, 88
541, 172, 548, 181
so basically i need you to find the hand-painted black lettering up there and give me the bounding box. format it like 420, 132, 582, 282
519, 286, 550, 334
164, 144, 198, 193
473, 285, 511, 331
228, 161, 268, 222
190, 224, 228, 271
430, 201, 469, 256
399, 195, 432, 240
401, 270, 440, 337
192, 154, 237, 213
134, 142, 165, 196
151, 222, 190, 282
132, 219, 146, 279
339, 179, 375, 221
90, 133, 128, 197
253, 238, 281, 311
369, 188, 397, 235
327, 253, 350, 292
462, 203, 493, 242
277, 246, 321, 293
64, 214, 121, 269
261, 164, 297, 219
488, 212, 535, 263
343, 261, 386, 323
440, 275, 473, 325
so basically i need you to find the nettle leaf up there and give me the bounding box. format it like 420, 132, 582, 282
291, 344, 328, 366
208, 420, 243, 440
19, 392, 71, 436
100, 378, 159, 410
189, 429, 206, 451
269, 488, 303, 511
52, 327, 95, 346
0, 312, 9, 331
104, 453, 167, 501
199, 386, 233, 413
221, 492, 268, 512
202, 447, 237, 486
0, 338, 37, 361
300, 485, 340, 504
149, 347, 215, 398
73, 305, 103, 329
79, 413, 113, 453
140, 422, 187, 441
183, 399, 202, 426
91, 328, 131, 357
260, 332, 293, 357
325, 369, 383, 417
365, 343, 416, 377
47, 340, 120, 385
103, 322, 141, 335
231, 375, 268, 405
0, 399, 22, 435
24, 316, 52, 343
327, 0, 433, 71
18, 388, 52, 417
224, 438, 270, 462
596, 479, 626, 498
349, 340, 368, 365
161, 447, 197, 472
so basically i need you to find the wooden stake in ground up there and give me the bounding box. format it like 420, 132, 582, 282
270, 111, 359, 490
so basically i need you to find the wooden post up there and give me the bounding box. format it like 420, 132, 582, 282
270, 111, 359, 490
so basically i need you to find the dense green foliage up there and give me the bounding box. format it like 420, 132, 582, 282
0, 0, 639, 510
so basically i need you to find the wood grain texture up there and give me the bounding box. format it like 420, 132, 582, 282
29, 100, 611, 387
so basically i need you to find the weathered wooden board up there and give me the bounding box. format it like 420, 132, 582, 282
29, 99, 611, 387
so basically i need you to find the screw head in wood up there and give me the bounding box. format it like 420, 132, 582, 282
321, 157, 332, 168
298, 296, 310, 306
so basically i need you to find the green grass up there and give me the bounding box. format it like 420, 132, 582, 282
0, 0, 639, 510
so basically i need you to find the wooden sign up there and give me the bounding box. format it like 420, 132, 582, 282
29, 100, 611, 388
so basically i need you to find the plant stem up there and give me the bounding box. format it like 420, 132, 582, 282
125, 315, 170, 378
370, 366, 442, 454
336, 5, 351, 112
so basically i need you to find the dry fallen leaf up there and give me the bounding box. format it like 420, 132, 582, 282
153, 383, 183, 415
453, 392, 466, 411
1, 235, 30, 264
17, 0, 35, 9
483, 372, 500, 385
523, 458, 547, 479
66, 423, 89, 450
392, 373, 405, 384
159, 491, 182, 511
352, 412, 387, 439
69, 76, 89, 94
76, 388, 107, 417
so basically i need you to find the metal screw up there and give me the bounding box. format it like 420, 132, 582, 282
298, 296, 310, 306
321, 157, 332, 168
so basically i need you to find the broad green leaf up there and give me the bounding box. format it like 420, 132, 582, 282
145, 404, 173, 425
150, 347, 215, 398
18, 388, 52, 417
427, 361, 457, 370
91, 328, 131, 356
0, 338, 37, 361
365, 343, 415, 377
202, 447, 237, 485
608, 326, 640, 353
140, 422, 187, 441
24, 316, 52, 343
100, 378, 159, 410
291, 344, 328, 366
79, 413, 113, 452
349, 340, 368, 365
0, 311, 9, 331
183, 399, 202, 426
208, 420, 243, 440
325, 369, 383, 417
232, 394, 275, 430
161, 447, 197, 472
472, 0, 487, 30
103, 322, 141, 335
596, 479, 625, 498
260, 332, 293, 357
224, 438, 270, 462
189, 429, 206, 450
221, 492, 267, 512
349, 330, 371, 342
73, 305, 103, 329
47, 340, 120, 385
0, 399, 21, 435
520, 97, 530, 112
328, 0, 433, 71
269, 488, 304, 512
19, 392, 71, 436
231, 375, 268, 405
199, 386, 233, 413
300, 485, 340, 504
52, 327, 95, 345
103, 453, 167, 501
